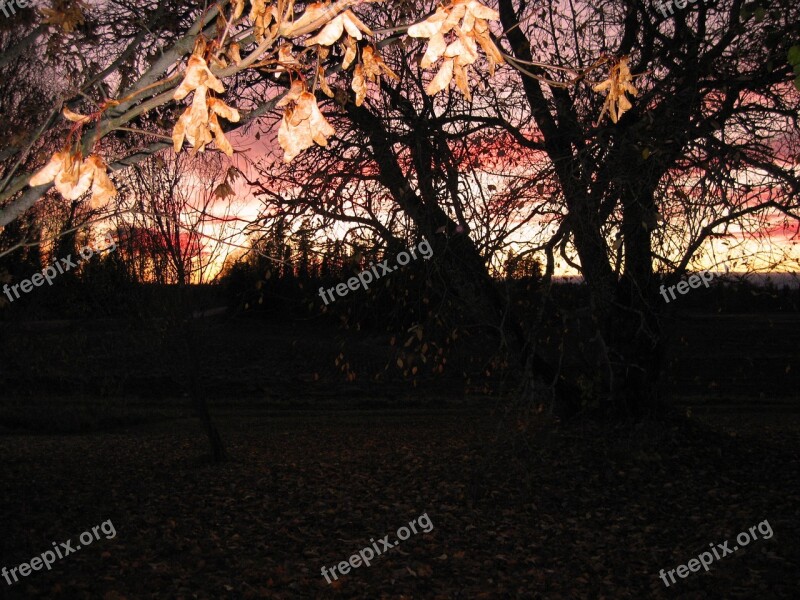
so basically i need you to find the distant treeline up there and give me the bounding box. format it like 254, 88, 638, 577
1, 241, 797, 322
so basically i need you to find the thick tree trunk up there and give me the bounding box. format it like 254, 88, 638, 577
605, 278, 666, 419
435, 232, 582, 416
345, 102, 581, 415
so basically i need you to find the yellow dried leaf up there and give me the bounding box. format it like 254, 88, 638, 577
420, 32, 447, 69
445, 35, 479, 67
173, 56, 225, 100
305, 14, 345, 46
208, 113, 234, 156
341, 9, 372, 38
276, 79, 307, 107
593, 56, 639, 124
426, 58, 454, 96
443, 3, 468, 33
29, 151, 118, 204
317, 66, 334, 97
472, 20, 504, 74
172, 111, 188, 152
62, 107, 91, 124
281, 2, 337, 37
466, 0, 499, 21
410, 0, 504, 96
407, 7, 449, 38
287, 92, 314, 126
40, 0, 87, 33
249, 0, 267, 21
189, 85, 210, 128
250, 0, 278, 39
302, 8, 373, 48
278, 110, 314, 162
453, 62, 471, 100
228, 42, 242, 65
277, 42, 303, 75
352, 64, 367, 106
208, 97, 240, 122
361, 46, 399, 81
85, 155, 117, 208
191, 35, 207, 58
172, 83, 238, 155
54, 152, 92, 200
342, 35, 358, 69
305, 93, 336, 146
277, 92, 336, 161
29, 151, 67, 186
231, 0, 245, 20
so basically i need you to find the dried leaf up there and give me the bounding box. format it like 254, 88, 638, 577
306, 93, 336, 145
342, 35, 358, 70
208, 113, 234, 156
277, 43, 303, 73
317, 66, 335, 97
304, 9, 372, 47
40, 0, 87, 32
29, 151, 67, 187
277, 92, 336, 161
84, 155, 117, 208
231, 0, 245, 20
593, 56, 639, 124
426, 58, 454, 96
278, 109, 314, 162
466, 0, 499, 21
208, 97, 241, 122
214, 181, 235, 199
250, 0, 278, 39
173, 56, 225, 101
407, 7, 449, 38
352, 64, 367, 106
282, 2, 338, 37
228, 42, 242, 65
420, 33, 447, 69
55, 152, 93, 200
62, 107, 91, 124
409, 0, 504, 98
276, 79, 307, 108
304, 14, 345, 46
453, 62, 471, 100
361, 46, 399, 83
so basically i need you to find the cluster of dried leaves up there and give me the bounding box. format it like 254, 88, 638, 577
407, 0, 505, 99
593, 56, 639, 125
29, 149, 116, 208
27, 0, 641, 205
40, 0, 87, 33
172, 41, 242, 157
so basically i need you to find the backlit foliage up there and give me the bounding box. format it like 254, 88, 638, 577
27, 0, 639, 204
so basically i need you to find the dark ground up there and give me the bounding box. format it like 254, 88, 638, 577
0, 312, 798, 598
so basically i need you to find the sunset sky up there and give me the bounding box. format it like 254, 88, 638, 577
182, 133, 800, 281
